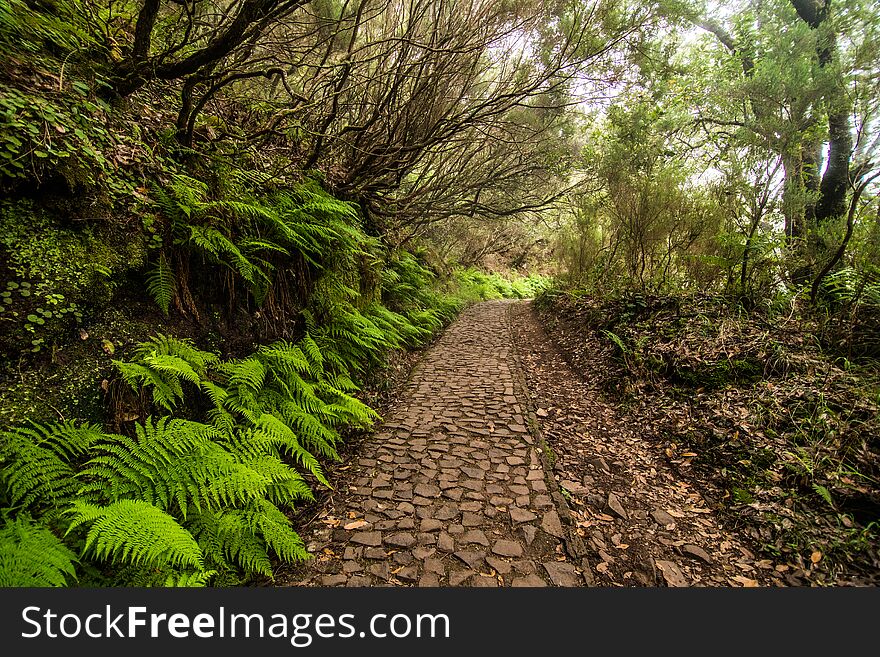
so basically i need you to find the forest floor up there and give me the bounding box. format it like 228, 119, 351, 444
282, 300, 802, 587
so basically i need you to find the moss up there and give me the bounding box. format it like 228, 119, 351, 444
0, 303, 178, 428
0, 198, 149, 359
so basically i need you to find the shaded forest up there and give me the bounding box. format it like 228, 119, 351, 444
0, 0, 877, 587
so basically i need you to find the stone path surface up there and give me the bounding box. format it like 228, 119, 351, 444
292, 301, 585, 587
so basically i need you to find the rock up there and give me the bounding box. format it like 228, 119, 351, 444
561, 480, 589, 496
363, 547, 388, 559
522, 525, 538, 546
462, 512, 483, 527
492, 540, 524, 558
606, 492, 628, 520
419, 518, 442, 532
414, 483, 441, 498
454, 550, 486, 570
472, 575, 498, 587
509, 507, 538, 523
486, 556, 512, 574
424, 558, 445, 576
587, 456, 610, 472
321, 574, 348, 586
511, 574, 547, 587
412, 546, 436, 560
368, 562, 391, 580
536, 408, 549, 417
541, 510, 564, 538
461, 530, 490, 546
682, 544, 713, 564
542, 561, 582, 587
343, 561, 363, 574
351, 531, 382, 547
418, 573, 440, 587
437, 533, 455, 553
393, 551, 414, 565
585, 494, 605, 510
655, 560, 689, 587
435, 505, 460, 521
394, 565, 420, 582
448, 570, 474, 586
651, 510, 676, 527
385, 532, 416, 548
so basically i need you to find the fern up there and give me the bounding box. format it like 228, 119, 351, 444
0, 421, 100, 511
0, 516, 78, 586
67, 500, 205, 571
146, 253, 176, 315
114, 334, 218, 410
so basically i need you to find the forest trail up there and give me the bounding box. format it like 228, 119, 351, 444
287, 301, 777, 587
288, 301, 579, 587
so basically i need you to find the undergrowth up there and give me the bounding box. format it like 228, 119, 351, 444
537, 288, 880, 584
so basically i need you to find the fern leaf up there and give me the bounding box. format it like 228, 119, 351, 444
0, 516, 77, 587
67, 500, 205, 571
146, 254, 176, 315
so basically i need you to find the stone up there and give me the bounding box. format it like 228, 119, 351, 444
492, 540, 524, 558
651, 510, 676, 527
395, 566, 420, 582
561, 480, 589, 496
419, 518, 442, 532
343, 561, 363, 574
655, 560, 689, 587
351, 532, 382, 547
509, 507, 537, 524
435, 505, 460, 521
449, 570, 474, 586
472, 575, 498, 587
414, 483, 441, 498
412, 546, 436, 560
682, 544, 713, 564
321, 574, 348, 586
364, 547, 388, 559
368, 562, 391, 580
485, 556, 512, 575
461, 530, 490, 546
393, 551, 414, 565
512, 574, 547, 587
424, 558, 446, 576
418, 573, 440, 587
587, 456, 610, 472
454, 550, 486, 570
541, 510, 564, 538
437, 533, 455, 552
385, 532, 417, 548
606, 492, 628, 520
462, 512, 483, 527
542, 561, 582, 587
522, 525, 538, 546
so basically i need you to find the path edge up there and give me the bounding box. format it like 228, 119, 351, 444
506, 300, 596, 586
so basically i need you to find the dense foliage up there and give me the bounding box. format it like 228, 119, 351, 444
0, 0, 877, 586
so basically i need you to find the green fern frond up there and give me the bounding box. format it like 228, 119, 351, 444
0, 422, 100, 510
0, 516, 78, 587
146, 253, 176, 315
67, 500, 205, 571
163, 570, 216, 587
253, 414, 329, 487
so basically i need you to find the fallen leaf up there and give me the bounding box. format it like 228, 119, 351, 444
344, 520, 368, 530
810, 551, 822, 564
731, 576, 759, 587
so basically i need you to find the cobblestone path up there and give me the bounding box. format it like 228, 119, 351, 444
294, 301, 586, 587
